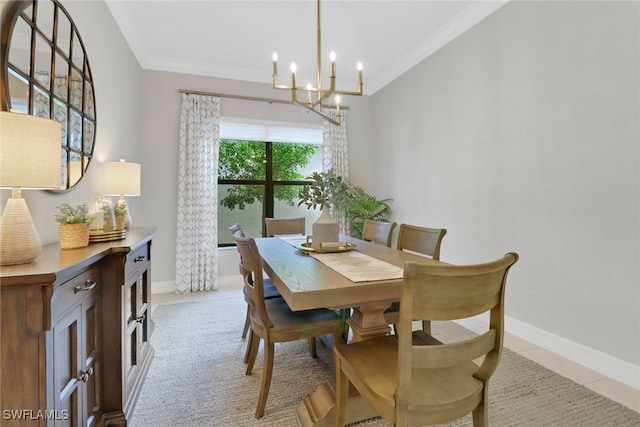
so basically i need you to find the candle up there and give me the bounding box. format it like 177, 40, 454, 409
290, 62, 297, 89
272, 52, 278, 78
330, 51, 336, 77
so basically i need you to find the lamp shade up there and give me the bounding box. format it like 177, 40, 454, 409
102, 159, 141, 196
0, 112, 61, 189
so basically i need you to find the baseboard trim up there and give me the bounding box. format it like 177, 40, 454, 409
152, 280, 175, 294
151, 276, 242, 295
505, 316, 640, 390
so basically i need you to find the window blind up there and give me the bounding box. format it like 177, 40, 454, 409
220, 117, 322, 145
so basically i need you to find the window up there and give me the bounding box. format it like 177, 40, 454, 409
218, 118, 323, 245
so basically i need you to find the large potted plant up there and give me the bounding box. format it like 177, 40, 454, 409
54, 203, 92, 249
298, 170, 352, 250
346, 187, 393, 239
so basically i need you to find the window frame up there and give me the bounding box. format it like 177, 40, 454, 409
218, 139, 318, 246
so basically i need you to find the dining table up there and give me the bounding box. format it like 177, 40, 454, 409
254, 234, 445, 427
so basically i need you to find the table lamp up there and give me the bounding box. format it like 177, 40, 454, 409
102, 159, 141, 228
0, 112, 61, 265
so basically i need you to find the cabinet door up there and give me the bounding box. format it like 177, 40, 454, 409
81, 291, 102, 427
53, 269, 102, 427
124, 270, 138, 396
137, 267, 151, 365
123, 267, 152, 407
53, 306, 83, 426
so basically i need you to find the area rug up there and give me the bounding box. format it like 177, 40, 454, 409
130, 290, 640, 427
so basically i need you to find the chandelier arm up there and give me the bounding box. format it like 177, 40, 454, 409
316, 0, 322, 92
333, 89, 364, 96
292, 101, 340, 126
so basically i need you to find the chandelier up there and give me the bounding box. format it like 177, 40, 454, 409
271, 0, 363, 126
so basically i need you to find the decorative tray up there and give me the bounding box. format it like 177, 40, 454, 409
89, 229, 127, 243
295, 241, 356, 254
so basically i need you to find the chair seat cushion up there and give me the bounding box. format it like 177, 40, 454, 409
264, 297, 341, 338
263, 278, 281, 299
335, 334, 483, 414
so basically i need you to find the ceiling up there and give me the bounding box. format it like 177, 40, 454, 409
105, 0, 508, 96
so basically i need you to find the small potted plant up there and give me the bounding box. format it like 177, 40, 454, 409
101, 202, 116, 231
298, 170, 352, 249
113, 202, 128, 230
54, 203, 92, 249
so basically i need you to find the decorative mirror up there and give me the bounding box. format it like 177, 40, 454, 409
1, 0, 96, 191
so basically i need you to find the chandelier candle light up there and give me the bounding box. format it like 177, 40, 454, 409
272, 0, 363, 126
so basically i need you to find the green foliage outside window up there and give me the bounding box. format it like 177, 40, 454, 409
218, 140, 318, 210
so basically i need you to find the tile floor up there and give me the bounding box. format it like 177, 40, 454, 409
151, 289, 640, 414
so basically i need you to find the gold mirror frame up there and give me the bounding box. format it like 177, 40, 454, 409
1, 0, 97, 191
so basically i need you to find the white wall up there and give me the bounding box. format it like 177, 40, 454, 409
359, 1, 639, 370
0, 1, 143, 245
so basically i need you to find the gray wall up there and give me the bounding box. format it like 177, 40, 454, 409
0, 0, 143, 245
360, 1, 639, 366
138, 70, 373, 285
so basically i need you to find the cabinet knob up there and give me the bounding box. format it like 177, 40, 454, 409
78, 367, 94, 383
134, 255, 146, 262
74, 280, 97, 293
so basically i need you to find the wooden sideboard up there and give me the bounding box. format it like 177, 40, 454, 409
0, 227, 157, 426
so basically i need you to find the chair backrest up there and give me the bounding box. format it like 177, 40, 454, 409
264, 217, 305, 237
361, 219, 397, 247
232, 234, 273, 332
228, 223, 243, 235
396, 223, 447, 260
395, 252, 519, 417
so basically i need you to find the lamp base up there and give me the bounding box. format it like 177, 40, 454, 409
0, 197, 42, 265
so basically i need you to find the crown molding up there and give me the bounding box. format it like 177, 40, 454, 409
367, 0, 510, 95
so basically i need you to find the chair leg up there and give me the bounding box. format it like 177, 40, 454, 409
472, 386, 489, 427
339, 308, 351, 342
255, 340, 275, 419
422, 320, 432, 334
242, 304, 251, 338
246, 331, 260, 375
333, 325, 341, 348
308, 337, 317, 358
334, 356, 348, 427
244, 328, 255, 364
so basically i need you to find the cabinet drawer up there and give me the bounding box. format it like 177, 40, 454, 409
125, 243, 150, 279
52, 265, 101, 321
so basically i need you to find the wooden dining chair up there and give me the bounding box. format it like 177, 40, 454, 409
384, 223, 447, 333
264, 217, 305, 237
361, 219, 397, 247
233, 234, 342, 419
229, 226, 281, 341
334, 252, 519, 427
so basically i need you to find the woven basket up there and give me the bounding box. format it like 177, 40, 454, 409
115, 216, 126, 231
58, 224, 90, 249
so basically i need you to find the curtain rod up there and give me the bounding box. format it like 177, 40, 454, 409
177, 89, 349, 110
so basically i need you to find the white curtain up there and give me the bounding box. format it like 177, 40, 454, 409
175, 94, 220, 293
322, 110, 349, 234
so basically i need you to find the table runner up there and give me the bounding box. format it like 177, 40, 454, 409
309, 250, 404, 282
277, 236, 404, 282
